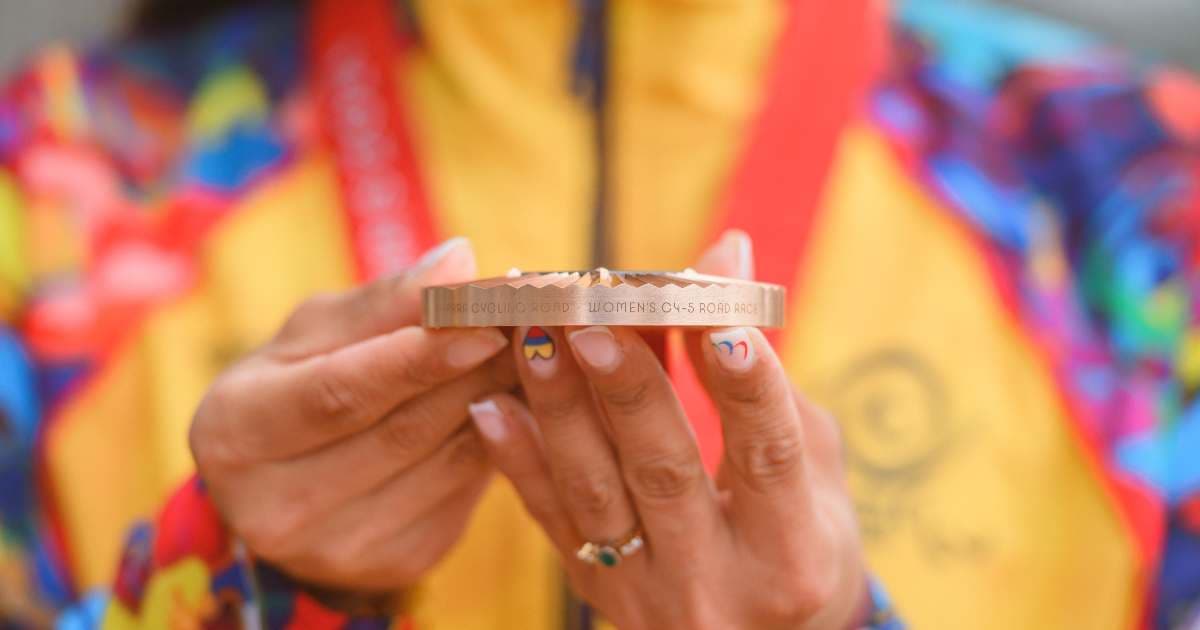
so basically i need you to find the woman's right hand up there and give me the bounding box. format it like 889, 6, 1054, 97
189, 237, 515, 594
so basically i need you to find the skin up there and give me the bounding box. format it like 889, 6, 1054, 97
189, 237, 519, 592
471, 231, 868, 629
189, 231, 866, 625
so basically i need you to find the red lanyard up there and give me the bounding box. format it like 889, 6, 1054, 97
307, 0, 875, 285
709, 0, 878, 291
663, 0, 878, 470
308, 0, 877, 468
309, 0, 438, 280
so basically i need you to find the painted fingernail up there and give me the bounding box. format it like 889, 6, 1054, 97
521, 326, 558, 378
446, 329, 508, 368
709, 328, 756, 372
468, 400, 507, 443
568, 326, 621, 373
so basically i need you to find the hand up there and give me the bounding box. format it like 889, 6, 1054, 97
190, 238, 516, 593
468, 232, 867, 629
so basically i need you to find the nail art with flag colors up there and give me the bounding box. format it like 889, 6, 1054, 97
710, 328, 755, 372
523, 326, 555, 360
522, 326, 557, 378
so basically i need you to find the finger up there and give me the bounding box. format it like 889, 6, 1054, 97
512, 326, 641, 546
276, 352, 517, 507
304, 425, 491, 566
284, 461, 492, 590
270, 237, 476, 358
693, 229, 754, 279
566, 326, 722, 554
687, 326, 814, 540
246, 325, 509, 457
362, 478, 490, 588
468, 394, 578, 556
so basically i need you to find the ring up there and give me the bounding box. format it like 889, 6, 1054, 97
575, 528, 645, 568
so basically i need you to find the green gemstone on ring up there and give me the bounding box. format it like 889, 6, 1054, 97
597, 546, 620, 567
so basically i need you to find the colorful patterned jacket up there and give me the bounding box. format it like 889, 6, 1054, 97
0, 0, 1198, 628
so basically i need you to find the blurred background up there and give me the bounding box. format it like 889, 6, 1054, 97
0, 0, 1198, 73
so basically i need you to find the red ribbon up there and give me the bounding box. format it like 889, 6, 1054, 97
309, 0, 438, 280
309, 0, 879, 471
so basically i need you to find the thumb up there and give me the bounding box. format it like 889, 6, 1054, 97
271, 237, 478, 356
407, 236, 477, 289
693, 229, 754, 280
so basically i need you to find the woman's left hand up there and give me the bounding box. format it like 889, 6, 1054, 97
468, 233, 869, 630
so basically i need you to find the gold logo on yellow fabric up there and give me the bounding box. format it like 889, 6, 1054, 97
826, 348, 989, 563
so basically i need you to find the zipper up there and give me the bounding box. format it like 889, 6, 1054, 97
573, 0, 610, 269
567, 6, 608, 630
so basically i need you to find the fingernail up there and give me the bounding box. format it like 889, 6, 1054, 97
521, 326, 558, 379
709, 328, 756, 372
447, 329, 508, 368
468, 400, 507, 443
695, 229, 754, 279
410, 237, 475, 284
727, 230, 754, 280
568, 326, 621, 373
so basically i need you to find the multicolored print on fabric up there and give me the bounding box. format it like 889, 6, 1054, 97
0, 0, 1196, 627
0, 7, 391, 629
874, 1, 1200, 625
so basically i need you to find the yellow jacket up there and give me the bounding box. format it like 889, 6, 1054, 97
2, 0, 1192, 628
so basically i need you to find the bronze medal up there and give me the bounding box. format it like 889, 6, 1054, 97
423, 269, 785, 328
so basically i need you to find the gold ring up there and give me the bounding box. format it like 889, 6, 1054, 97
575, 528, 645, 568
